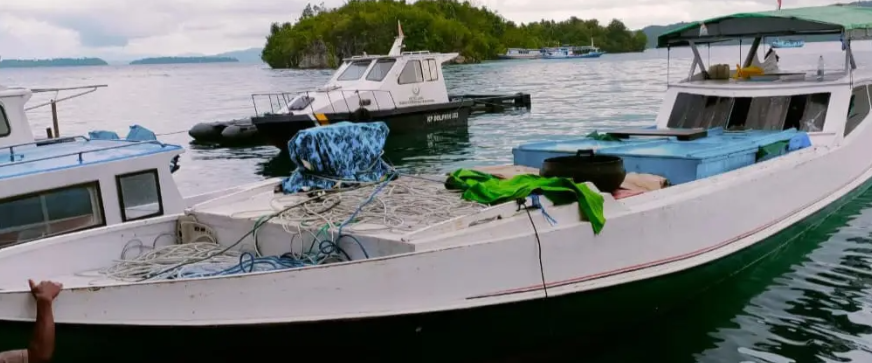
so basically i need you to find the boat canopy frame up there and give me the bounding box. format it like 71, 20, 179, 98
657, 5, 872, 81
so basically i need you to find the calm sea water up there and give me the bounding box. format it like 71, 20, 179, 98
5, 41, 872, 362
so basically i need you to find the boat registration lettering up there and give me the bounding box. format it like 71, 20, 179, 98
427, 112, 460, 123
399, 96, 436, 106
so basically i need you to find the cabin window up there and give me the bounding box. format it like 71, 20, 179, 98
365, 59, 396, 82
0, 104, 9, 137
116, 169, 163, 221
0, 182, 104, 247
427, 59, 439, 81
845, 85, 871, 137
398, 60, 424, 84
668, 92, 831, 132
337, 60, 372, 81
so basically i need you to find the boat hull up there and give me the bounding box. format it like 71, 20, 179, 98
497, 54, 542, 60
252, 102, 473, 151
542, 52, 604, 59
0, 182, 864, 363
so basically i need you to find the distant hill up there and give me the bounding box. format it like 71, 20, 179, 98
214, 48, 263, 63
0, 57, 108, 68
639, 1, 872, 48
129, 56, 239, 65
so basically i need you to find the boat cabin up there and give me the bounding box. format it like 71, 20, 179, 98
0, 85, 185, 248
514, 6, 871, 189
256, 24, 459, 119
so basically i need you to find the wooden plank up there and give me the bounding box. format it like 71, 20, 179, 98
607, 128, 708, 141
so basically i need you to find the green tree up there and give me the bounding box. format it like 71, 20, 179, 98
261, 0, 647, 69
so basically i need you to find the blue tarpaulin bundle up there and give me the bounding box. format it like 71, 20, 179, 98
281, 122, 392, 194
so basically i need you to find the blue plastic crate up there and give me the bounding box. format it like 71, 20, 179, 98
597, 139, 759, 185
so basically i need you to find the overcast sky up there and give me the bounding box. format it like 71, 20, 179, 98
0, 0, 838, 60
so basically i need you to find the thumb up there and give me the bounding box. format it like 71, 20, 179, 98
28, 279, 35, 289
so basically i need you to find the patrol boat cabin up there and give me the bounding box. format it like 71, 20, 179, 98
249, 22, 531, 150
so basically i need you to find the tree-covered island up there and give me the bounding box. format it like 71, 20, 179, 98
0, 58, 108, 68
261, 0, 648, 69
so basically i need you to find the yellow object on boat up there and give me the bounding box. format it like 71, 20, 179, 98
733, 64, 765, 79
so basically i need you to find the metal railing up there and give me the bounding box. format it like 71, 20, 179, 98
250, 89, 400, 117
1, 139, 169, 165
24, 84, 108, 138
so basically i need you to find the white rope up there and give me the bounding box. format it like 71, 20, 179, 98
94, 175, 487, 282
97, 242, 242, 281
272, 175, 488, 234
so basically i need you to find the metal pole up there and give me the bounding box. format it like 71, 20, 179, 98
50, 100, 59, 138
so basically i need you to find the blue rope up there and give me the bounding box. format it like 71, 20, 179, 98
334, 172, 397, 259
530, 194, 558, 226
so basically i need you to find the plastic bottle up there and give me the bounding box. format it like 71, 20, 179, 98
817, 55, 825, 81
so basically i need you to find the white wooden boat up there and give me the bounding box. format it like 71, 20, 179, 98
1, 5, 872, 361
0, 85, 251, 249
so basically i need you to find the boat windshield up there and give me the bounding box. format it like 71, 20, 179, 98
0, 105, 9, 137
337, 60, 373, 81
366, 58, 396, 82
668, 92, 830, 132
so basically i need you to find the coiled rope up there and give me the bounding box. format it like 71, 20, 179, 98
95, 172, 487, 282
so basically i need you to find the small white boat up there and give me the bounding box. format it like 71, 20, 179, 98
0, 85, 250, 249
222, 22, 532, 151
0, 5, 871, 361
498, 48, 546, 60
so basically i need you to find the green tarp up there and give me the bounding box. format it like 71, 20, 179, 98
445, 169, 606, 234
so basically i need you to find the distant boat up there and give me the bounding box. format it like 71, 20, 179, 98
497, 48, 546, 60
770, 38, 804, 48
542, 38, 605, 59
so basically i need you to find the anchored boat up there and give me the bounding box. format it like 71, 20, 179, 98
498, 48, 547, 60
188, 23, 532, 151
0, 84, 250, 249
542, 39, 605, 59
1, 5, 871, 361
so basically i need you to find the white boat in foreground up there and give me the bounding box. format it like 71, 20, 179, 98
1, 5, 872, 361
0, 84, 243, 249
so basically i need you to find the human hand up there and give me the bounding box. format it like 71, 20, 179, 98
28, 280, 62, 303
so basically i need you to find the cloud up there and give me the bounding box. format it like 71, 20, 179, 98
0, 0, 845, 59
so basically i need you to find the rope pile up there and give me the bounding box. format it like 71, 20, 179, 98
273, 175, 488, 234
92, 174, 487, 283
99, 242, 244, 281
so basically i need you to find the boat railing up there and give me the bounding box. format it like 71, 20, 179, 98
4, 136, 86, 157
250, 90, 401, 116
2, 139, 168, 165
24, 84, 108, 139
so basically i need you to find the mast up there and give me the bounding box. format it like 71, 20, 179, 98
388, 21, 405, 56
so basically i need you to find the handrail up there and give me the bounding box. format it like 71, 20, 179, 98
25, 84, 107, 111
250, 89, 401, 116
5, 136, 85, 153
1, 139, 170, 166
